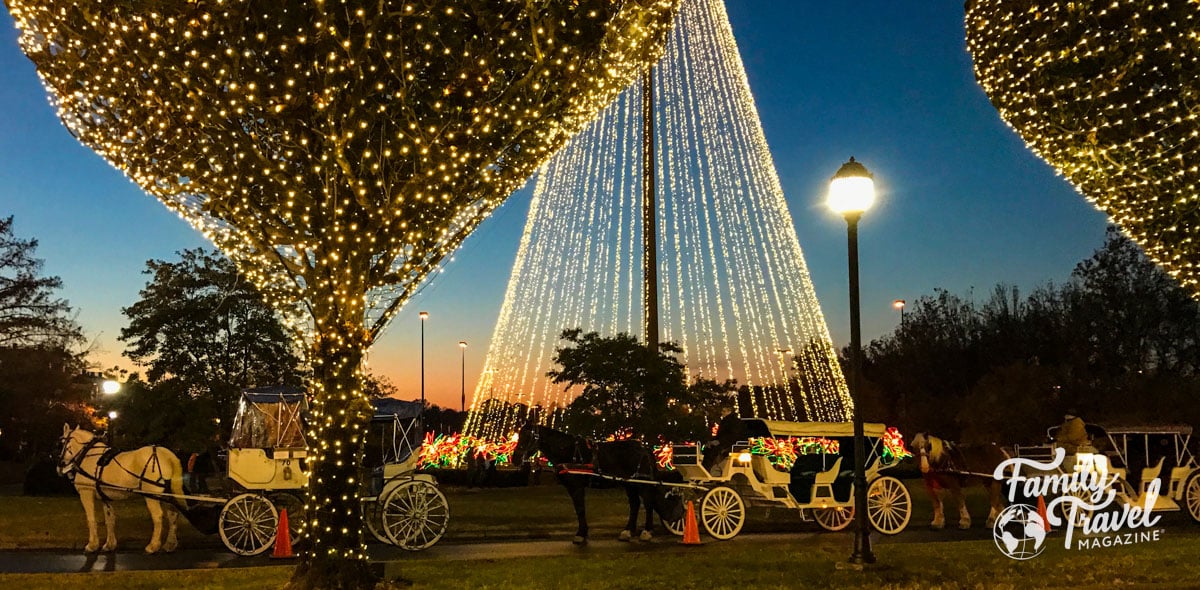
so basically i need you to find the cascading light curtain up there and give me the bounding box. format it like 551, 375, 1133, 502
466, 0, 851, 439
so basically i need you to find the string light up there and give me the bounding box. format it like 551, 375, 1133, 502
8, 0, 680, 574
415, 432, 518, 470
966, 0, 1200, 297
747, 436, 842, 472
465, 0, 852, 440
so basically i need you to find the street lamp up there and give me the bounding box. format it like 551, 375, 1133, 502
893, 299, 906, 326
827, 156, 876, 566
101, 380, 121, 395
419, 311, 429, 432
459, 341, 468, 413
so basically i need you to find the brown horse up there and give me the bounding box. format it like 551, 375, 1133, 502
911, 432, 1009, 529
58, 425, 187, 553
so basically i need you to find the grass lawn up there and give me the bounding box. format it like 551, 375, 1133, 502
2, 533, 1199, 589
0, 478, 994, 550
4, 477, 1200, 588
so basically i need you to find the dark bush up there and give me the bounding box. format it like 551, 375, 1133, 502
23, 457, 75, 496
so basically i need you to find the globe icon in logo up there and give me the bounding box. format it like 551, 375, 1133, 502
993, 503, 1048, 560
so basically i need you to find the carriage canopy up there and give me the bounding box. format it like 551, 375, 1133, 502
368, 397, 423, 466
744, 418, 890, 440
228, 385, 308, 450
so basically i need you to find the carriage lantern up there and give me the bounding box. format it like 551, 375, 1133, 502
827, 157, 877, 566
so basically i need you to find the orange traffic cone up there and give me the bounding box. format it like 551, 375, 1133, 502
682, 500, 701, 545
1036, 495, 1051, 532
272, 508, 295, 558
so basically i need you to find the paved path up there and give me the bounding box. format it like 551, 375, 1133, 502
0, 532, 827, 574
9, 522, 1194, 574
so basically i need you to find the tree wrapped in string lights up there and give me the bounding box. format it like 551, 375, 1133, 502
966, 0, 1200, 297
5, 0, 678, 586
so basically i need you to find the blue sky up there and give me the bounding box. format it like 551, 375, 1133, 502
0, 2, 1111, 409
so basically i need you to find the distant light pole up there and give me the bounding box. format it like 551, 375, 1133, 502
459, 341, 468, 413
419, 311, 429, 431
893, 299, 906, 326
827, 156, 877, 566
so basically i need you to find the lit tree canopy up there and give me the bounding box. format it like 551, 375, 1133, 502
965, 0, 1200, 297
7, 0, 679, 339
5, 0, 678, 586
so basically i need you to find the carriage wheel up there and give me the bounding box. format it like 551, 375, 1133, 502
363, 496, 389, 544
381, 480, 450, 551
1184, 471, 1200, 523
700, 486, 744, 540
813, 506, 854, 532
270, 492, 307, 548
866, 476, 911, 535
661, 489, 687, 536
219, 493, 278, 556
663, 517, 685, 536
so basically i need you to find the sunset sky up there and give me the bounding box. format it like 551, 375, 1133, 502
0, 3, 1111, 410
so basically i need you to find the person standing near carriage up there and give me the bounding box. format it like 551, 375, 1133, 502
703, 405, 745, 472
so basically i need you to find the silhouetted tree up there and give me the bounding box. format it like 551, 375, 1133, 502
0, 216, 91, 461
549, 329, 734, 441
120, 248, 304, 439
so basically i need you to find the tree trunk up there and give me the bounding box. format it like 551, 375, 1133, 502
286, 322, 382, 590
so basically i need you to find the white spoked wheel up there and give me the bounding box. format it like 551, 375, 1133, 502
381, 480, 450, 551
362, 496, 389, 544
700, 486, 744, 540
813, 506, 854, 532
1184, 471, 1200, 523
663, 517, 685, 536
661, 490, 687, 536
271, 492, 306, 548
867, 476, 912, 535
219, 493, 278, 556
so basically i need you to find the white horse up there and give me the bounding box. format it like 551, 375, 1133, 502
57, 424, 187, 553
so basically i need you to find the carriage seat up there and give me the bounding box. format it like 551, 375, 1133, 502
1137, 457, 1164, 498
1169, 466, 1191, 499
750, 454, 790, 485
809, 457, 843, 506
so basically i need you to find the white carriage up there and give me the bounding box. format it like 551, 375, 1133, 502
359, 397, 450, 551
665, 419, 913, 540
216, 388, 448, 555
1013, 424, 1200, 522
219, 385, 310, 556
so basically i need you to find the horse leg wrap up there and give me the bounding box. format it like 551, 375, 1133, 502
639, 530, 653, 542
958, 504, 971, 530
618, 530, 632, 542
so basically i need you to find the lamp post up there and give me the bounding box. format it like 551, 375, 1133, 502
827, 156, 877, 565
419, 311, 429, 432
459, 341, 468, 413
893, 299, 906, 326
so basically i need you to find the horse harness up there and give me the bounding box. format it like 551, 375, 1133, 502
922, 438, 1007, 479
62, 436, 171, 503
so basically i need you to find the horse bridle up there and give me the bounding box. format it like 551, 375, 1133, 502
58, 432, 100, 477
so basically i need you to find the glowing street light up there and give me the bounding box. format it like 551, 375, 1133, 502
827, 156, 876, 566
101, 380, 121, 395
893, 299, 906, 326
419, 311, 429, 432
459, 341, 468, 413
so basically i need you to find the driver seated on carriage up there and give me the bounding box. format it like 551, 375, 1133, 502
702, 406, 746, 473
1055, 409, 1092, 455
